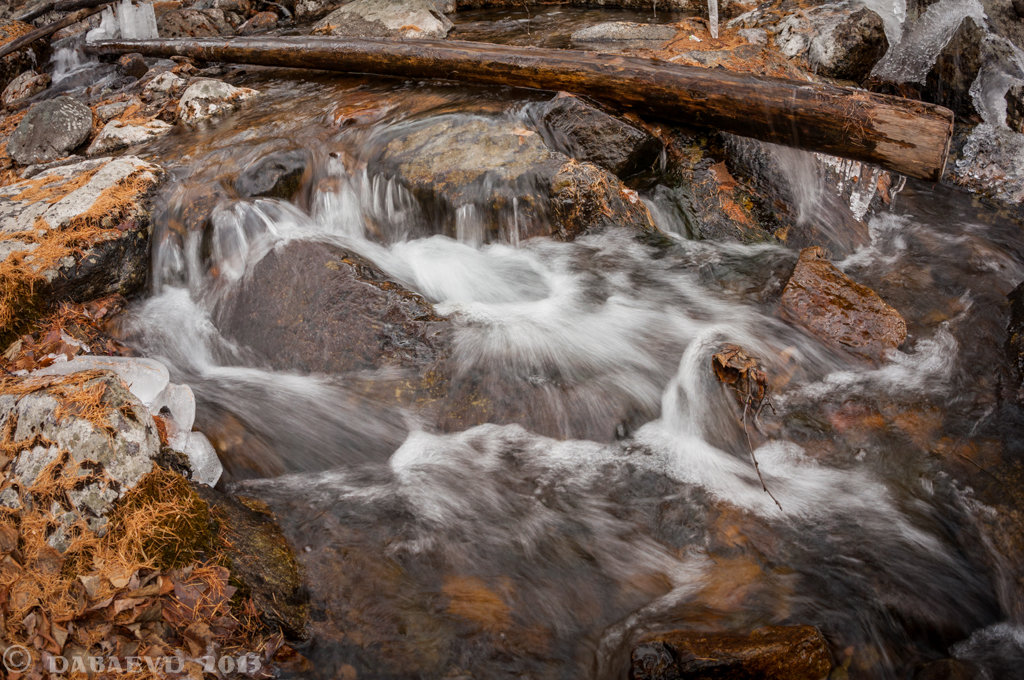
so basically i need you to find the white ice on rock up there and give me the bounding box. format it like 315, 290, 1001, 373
871, 0, 986, 84
34, 355, 222, 486
86, 0, 158, 42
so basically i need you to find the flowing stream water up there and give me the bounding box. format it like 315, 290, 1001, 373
79, 15, 1024, 679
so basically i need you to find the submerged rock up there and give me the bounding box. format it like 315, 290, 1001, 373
0, 371, 163, 549
569, 21, 677, 51
176, 78, 258, 127
235, 148, 309, 200
630, 626, 832, 680
0, 21, 50, 93
1, 70, 49, 109
7, 96, 94, 165
780, 246, 907, 361
216, 239, 449, 375
372, 115, 658, 242
531, 94, 663, 178
86, 118, 173, 156
312, 0, 453, 39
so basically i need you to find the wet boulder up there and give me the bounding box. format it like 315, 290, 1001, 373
235, 148, 308, 200
7, 96, 94, 165
195, 486, 309, 639
774, 2, 888, 82
630, 626, 832, 680
1, 70, 49, 109
780, 246, 907, 361
569, 21, 677, 51
215, 239, 449, 376
86, 118, 173, 156
372, 115, 658, 242
1, 21, 50, 93
312, 0, 453, 39
0, 156, 162, 338
922, 16, 1018, 120
0, 371, 163, 550
176, 78, 259, 127
116, 52, 149, 80
531, 94, 663, 178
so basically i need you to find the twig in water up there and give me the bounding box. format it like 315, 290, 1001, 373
741, 386, 783, 512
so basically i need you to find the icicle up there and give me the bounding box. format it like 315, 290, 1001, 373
708, 0, 719, 39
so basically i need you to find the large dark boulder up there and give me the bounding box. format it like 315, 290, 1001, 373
215, 239, 449, 376
7, 96, 93, 165
532, 94, 663, 178
630, 626, 832, 680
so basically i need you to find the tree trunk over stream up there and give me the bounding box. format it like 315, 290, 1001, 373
85, 36, 954, 181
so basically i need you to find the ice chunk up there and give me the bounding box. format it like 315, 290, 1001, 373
117, 0, 159, 40
152, 382, 196, 435
170, 431, 223, 486
34, 355, 170, 407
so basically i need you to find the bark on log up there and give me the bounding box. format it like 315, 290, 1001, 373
0, 5, 109, 60
16, 0, 111, 23
85, 36, 954, 180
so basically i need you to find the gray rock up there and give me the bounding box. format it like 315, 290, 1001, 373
7, 96, 94, 165
142, 71, 187, 102
95, 97, 140, 122
0, 371, 163, 548
1, 70, 49, 109
312, 0, 453, 39
774, 1, 888, 82
235, 149, 309, 200
371, 114, 658, 241
531, 95, 663, 178
0, 156, 162, 328
570, 21, 676, 51
177, 78, 259, 127
86, 118, 173, 156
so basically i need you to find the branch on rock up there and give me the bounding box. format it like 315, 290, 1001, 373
16, 0, 111, 23
0, 4, 109, 60
84, 36, 955, 180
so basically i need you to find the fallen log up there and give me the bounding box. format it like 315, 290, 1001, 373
0, 4, 109, 60
16, 0, 111, 23
85, 36, 954, 181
